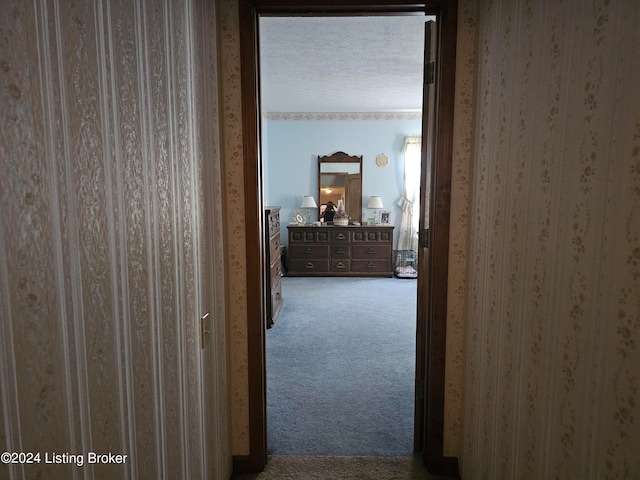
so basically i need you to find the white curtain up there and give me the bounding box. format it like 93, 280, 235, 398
397, 135, 421, 251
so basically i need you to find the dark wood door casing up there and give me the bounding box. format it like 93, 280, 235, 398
237, 0, 457, 475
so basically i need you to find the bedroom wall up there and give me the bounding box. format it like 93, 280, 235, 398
462, 0, 640, 478
264, 115, 422, 248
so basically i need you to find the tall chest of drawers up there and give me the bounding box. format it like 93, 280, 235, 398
287, 225, 394, 277
265, 207, 283, 327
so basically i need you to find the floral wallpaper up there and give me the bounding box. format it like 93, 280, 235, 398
462, 0, 640, 478
444, 0, 476, 456
218, 0, 251, 454
0, 1, 229, 479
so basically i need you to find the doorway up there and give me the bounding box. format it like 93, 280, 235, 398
238, 0, 458, 475
259, 14, 424, 457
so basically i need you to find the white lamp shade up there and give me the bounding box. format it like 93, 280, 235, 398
300, 195, 318, 208
367, 195, 384, 209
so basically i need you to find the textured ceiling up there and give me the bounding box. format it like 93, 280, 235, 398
259, 15, 432, 113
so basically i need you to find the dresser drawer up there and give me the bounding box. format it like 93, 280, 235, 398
269, 234, 281, 261
351, 259, 392, 273
271, 277, 282, 317
331, 245, 351, 258
268, 209, 280, 237
331, 259, 351, 272
289, 229, 330, 243
352, 244, 392, 259
330, 229, 350, 243
352, 229, 393, 243
289, 245, 330, 259
270, 257, 282, 284
290, 259, 330, 273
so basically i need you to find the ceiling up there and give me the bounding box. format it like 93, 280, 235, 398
259, 15, 432, 113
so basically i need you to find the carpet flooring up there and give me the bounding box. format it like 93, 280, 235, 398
266, 276, 418, 456
231, 455, 456, 480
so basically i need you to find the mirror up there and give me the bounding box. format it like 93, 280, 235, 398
318, 151, 362, 223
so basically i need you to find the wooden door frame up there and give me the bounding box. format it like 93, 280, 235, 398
236, 0, 457, 474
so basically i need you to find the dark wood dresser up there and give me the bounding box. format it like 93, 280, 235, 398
265, 207, 283, 327
287, 225, 394, 277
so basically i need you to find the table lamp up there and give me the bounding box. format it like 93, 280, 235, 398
300, 195, 318, 224
367, 195, 384, 224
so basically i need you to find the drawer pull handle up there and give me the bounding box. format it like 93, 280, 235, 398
336, 248, 344, 254
335, 262, 345, 269
305, 262, 315, 269
366, 248, 376, 255
366, 262, 376, 269
336, 234, 346, 240
305, 248, 313, 254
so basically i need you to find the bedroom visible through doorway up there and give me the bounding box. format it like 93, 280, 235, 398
238, 1, 458, 474
258, 13, 427, 457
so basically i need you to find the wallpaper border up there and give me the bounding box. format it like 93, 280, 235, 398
265, 111, 422, 121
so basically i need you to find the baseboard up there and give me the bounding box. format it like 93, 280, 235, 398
442, 456, 459, 477
429, 455, 458, 477
232, 454, 265, 474
425, 452, 459, 477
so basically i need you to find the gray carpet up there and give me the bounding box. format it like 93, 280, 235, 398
266, 276, 417, 456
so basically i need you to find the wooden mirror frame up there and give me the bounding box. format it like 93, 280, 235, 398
318, 151, 362, 223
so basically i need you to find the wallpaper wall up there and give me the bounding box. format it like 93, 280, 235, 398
443, 0, 476, 456
0, 1, 230, 479
462, 0, 640, 478
218, 0, 251, 455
